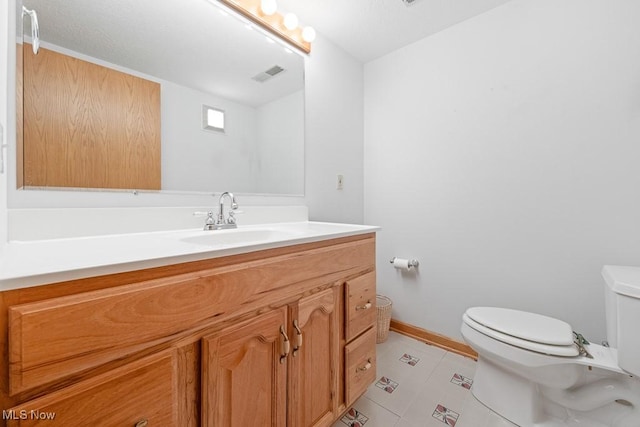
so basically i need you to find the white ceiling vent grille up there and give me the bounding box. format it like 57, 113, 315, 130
252, 65, 285, 83
402, 0, 421, 6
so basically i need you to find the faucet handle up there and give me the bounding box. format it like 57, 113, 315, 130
205, 211, 215, 225
195, 211, 216, 230
227, 211, 236, 225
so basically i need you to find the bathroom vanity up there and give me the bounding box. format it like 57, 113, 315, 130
0, 224, 377, 426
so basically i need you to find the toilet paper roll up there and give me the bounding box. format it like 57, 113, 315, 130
393, 258, 411, 270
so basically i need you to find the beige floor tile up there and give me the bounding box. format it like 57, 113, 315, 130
395, 419, 420, 427
423, 353, 476, 402
375, 344, 443, 385
401, 380, 467, 427
442, 351, 477, 367
485, 410, 519, 427
454, 393, 492, 427
333, 395, 400, 427
364, 371, 424, 417
377, 332, 447, 360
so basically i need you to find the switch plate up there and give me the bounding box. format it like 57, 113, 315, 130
337, 174, 344, 190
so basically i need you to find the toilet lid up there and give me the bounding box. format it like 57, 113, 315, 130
463, 313, 579, 357
464, 307, 579, 357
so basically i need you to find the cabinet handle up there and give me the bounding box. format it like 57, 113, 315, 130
280, 325, 290, 364
357, 359, 372, 372
356, 301, 372, 311
292, 319, 303, 357
135, 419, 148, 427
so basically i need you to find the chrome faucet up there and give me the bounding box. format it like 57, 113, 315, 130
204, 192, 239, 230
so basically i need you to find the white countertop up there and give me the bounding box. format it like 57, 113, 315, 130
0, 221, 379, 291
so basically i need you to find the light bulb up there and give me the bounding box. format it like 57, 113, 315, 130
283, 13, 299, 30
302, 26, 316, 43
260, 0, 277, 16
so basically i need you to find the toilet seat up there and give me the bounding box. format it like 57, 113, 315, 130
464, 307, 579, 357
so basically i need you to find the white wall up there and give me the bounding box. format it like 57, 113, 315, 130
163, 84, 306, 195
304, 36, 364, 224
256, 90, 305, 194
162, 81, 259, 193
364, 0, 640, 343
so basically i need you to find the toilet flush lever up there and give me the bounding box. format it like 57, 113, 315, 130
573, 331, 593, 359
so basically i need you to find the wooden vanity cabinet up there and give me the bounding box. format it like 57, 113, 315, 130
0, 234, 376, 427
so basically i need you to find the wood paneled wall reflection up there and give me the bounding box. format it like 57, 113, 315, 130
21, 45, 161, 190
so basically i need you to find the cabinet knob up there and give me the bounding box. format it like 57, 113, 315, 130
356, 301, 372, 311
135, 419, 148, 427
357, 359, 372, 372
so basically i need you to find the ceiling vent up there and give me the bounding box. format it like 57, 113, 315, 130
401, 0, 421, 6
252, 65, 285, 83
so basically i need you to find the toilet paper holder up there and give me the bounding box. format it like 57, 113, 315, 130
389, 257, 420, 268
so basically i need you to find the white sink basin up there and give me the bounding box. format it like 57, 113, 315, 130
180, 222, 378, 248
180, 228, 295, 247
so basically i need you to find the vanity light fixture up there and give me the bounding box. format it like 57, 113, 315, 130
283, 13, 298, 30
260, 0, 278, 16
301, 26, 316, 43
215, 0, 313, 54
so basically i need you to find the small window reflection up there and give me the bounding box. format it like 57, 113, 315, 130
203, 105, 225, 133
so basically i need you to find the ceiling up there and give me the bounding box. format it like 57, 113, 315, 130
278, 0, 513, 63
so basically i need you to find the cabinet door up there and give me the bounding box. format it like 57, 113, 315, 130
201, 307, 288, 427
289, 287, 340, 427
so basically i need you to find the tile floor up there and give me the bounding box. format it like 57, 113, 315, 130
333, 331, 517, 427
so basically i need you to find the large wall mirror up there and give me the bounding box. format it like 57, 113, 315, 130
17, 0, 305, 196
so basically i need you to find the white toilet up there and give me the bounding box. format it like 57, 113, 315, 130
461, 265, 640, 427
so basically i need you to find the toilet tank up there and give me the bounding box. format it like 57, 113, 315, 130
602, 265, 640, 377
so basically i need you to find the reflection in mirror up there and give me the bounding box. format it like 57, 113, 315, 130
18, 0, 305, 195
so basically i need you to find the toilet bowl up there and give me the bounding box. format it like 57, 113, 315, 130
460, 265, 640, 427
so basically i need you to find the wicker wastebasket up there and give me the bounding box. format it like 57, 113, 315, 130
376, 295, 393, 343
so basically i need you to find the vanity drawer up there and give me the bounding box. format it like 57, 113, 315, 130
345, 271, 376, 341
6, 350, 178, 427
344, 327, 376, 406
